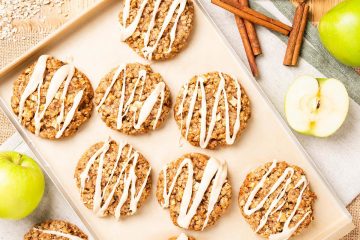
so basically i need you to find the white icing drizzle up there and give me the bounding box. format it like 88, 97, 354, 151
161, 156, 227, 230
56, 90, 84, 139
177, 72, 241, 149
56, 64, 75, 129
79, 139, 151, 220
243, 160, 312, 240
177, 233, 189, 240
96, 64, 126, 112
18, 55, 49, 122
17, 55, 83, 138
96, 64, 165, 130
134, 81, 165, 129
269, 177, 311, 240
120, 0, 148, 41
33, 228, 84, 240
120, 0, 188, 60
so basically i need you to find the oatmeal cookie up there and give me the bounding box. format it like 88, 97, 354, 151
238, 160, 317, 239
24, 219, 88, 240
11, 55, 94, 140
157, 153, 231, 231
74, 138, 152, 219
169, 233, 196, 240
94, 63, 171, 135
118, 0, 195, 61
174, 72, 251, 149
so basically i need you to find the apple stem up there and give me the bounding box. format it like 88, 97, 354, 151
14, 153, 22, 165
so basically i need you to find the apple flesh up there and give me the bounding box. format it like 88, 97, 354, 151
285, 76, 349, 137
318, 0, 360, 67
0, 151, 45, 219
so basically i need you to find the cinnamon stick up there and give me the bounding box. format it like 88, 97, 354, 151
235, 16, 259, 77
239, 0, 262, 56
212, 0, 292, 36
239, 5, 292, 33
283, 3, 306, 65
222, 0, 260, 76
291, 4, 309, 65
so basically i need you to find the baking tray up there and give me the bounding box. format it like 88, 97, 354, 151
0, 0, 354, 239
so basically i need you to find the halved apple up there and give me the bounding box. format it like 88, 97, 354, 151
285, 76, 349, 137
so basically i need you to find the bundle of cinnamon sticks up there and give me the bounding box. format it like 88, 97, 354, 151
212, 0, 310, 77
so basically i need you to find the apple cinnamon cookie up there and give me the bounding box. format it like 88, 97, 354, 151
118, 0, 195, 61
174, 72, 251, 149
169, 233, 196, 240
11, 55, 94, 140
157, 153, 231, 231
24, 219, 88, 240
94, 63, 171, 135
74, 138, 152, 219
238, 160, 317, 239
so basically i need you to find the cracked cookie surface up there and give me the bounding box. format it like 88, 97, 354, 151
157, 153, 231, 231
94, 63, 171, 135
238, 160, 317, 239
11, 55, 94, 140
24, 219, 88, 240
174, 72, 251, 149
119, 0, 195, 61
74, 139, 152, 219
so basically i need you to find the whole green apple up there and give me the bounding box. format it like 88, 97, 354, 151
318, 0, 360, 67
0, 151, 45, 219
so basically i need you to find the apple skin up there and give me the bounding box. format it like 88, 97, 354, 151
0, 151, 45, 220
318, 0, 360, 67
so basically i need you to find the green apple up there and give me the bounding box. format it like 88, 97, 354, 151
285, 76, 349, 137
0, 151, 45, 219
318, 0, 360, 67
